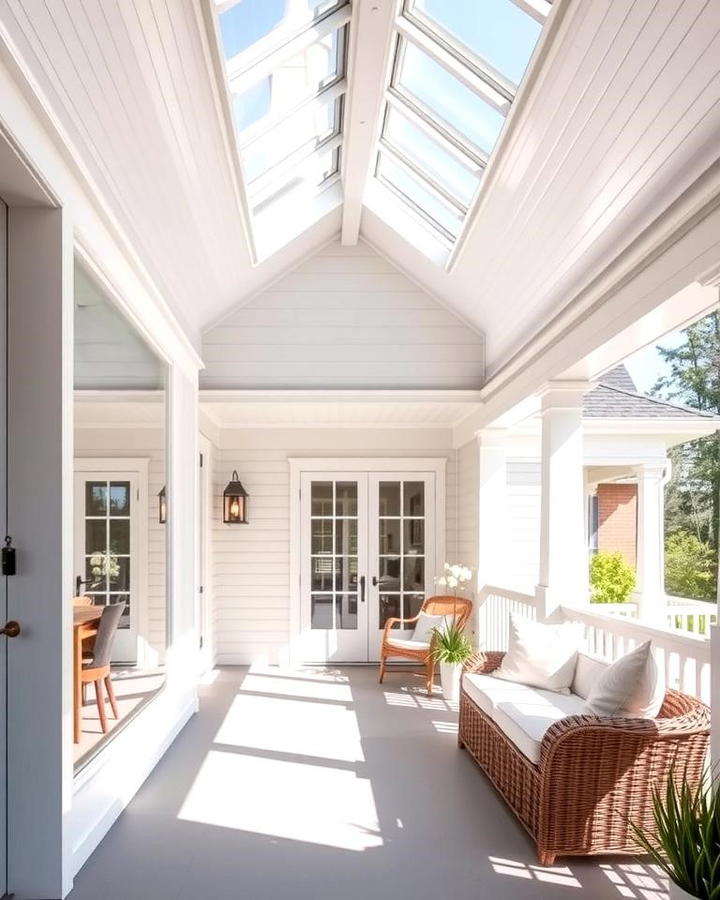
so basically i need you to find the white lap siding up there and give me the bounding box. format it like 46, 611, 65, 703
506, 459, 541, 590
211, 429, 458, 665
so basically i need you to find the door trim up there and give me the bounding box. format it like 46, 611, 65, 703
73, 457, 149, 665
289, 457, 447, 665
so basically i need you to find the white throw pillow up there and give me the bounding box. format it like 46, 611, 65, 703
490, 614, 583, 694
411, 612, 445, 643
582, 640, 665, 718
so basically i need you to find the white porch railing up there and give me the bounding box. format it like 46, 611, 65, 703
594, 597, 717, 636
475, 585, 711, 704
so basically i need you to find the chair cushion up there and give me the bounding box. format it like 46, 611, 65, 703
571, 652, 609, 700
411, 612, 445, 642
385, 638, 430, 653
490, 614, 584, 693
582, 641, 665, 719
463, 672, 586, 765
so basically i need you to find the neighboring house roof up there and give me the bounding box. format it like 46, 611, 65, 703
584, 365, 720, 420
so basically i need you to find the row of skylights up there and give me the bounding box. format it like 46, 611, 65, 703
376, 0, 551, 248
213, 0, 350, 241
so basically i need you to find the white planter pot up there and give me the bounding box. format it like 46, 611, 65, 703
669, 882, 698, 900
440, 662, 462, 701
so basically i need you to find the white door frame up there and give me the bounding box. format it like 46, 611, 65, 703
73, 457, 149, 665
289, 457, 446, 664
197, 435, 213, 672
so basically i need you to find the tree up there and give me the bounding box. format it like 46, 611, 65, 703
653, 311, 720, 598
664, 532, 715, 601
589, 552, 636, 604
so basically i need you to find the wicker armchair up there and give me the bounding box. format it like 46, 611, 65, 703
378, 595, 472, 696
458, 651, 710, 866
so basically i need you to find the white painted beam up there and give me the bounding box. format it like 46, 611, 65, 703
340, 0, 398, 245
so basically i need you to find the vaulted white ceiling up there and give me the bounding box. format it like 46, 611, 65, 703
3, 0, 720, 375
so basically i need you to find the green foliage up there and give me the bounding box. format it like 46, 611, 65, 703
653, 312, 720, 601
589, 551, 636, 604
665, 531, 716, 602
431, 622, 473, 665
631, 769, 720, 900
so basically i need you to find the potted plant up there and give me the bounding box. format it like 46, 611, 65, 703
432, 622, 473, 702
631, 769, 719, 899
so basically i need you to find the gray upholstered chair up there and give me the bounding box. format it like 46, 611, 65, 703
80, 601, 126, 734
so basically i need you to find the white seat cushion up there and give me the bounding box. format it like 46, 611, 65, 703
385, 638, 430, 653
463, 672, 586, 765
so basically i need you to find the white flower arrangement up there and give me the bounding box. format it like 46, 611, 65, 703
435, 562, 473, 591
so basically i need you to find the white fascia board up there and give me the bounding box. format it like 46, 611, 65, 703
199, 388, 483, 403
340, 0, 398, 244
582, 418, 720, 437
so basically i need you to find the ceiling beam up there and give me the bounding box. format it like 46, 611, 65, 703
340, 0, 398, 245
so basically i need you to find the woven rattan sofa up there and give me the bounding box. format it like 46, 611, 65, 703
458, 650, 711, 865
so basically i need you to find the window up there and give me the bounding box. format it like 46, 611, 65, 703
375, 0, 551, 248
588, 494, 599, 556
210, 0, 350, 256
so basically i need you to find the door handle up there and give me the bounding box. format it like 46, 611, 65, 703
372, 575, 378, 587
360, 575, 366, 603
0, 620, 21, 638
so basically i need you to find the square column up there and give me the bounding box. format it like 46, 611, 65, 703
536, 382, 590, 620
634, 462, 667, 624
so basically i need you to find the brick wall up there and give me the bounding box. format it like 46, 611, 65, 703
597, 483, 637, 568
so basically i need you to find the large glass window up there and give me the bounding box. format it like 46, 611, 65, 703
376, 0, 551, 248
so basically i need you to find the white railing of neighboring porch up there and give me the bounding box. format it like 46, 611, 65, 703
589, 597, 717, 636
476, 585, 712, 704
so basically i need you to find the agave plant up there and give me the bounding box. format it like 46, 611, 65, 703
431, 622, 473, 665
631, 768, 720, 900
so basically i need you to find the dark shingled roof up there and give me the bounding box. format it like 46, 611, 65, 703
584, 365, 720, 420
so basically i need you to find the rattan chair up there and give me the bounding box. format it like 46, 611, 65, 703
458, 651, 711, 865
378, 595, 472, 695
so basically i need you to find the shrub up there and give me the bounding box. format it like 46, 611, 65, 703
589, 551, 636, 604
665, 531, 716, 602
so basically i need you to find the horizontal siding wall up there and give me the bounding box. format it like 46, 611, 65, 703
74, 427, 167, 660
202, 240, 485, 389
506, 459, 541, 590
211, 428, 458, 665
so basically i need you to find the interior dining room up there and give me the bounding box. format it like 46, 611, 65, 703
72, 261, 168, 769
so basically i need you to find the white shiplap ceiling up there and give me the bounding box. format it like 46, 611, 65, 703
3, 0, 720, 375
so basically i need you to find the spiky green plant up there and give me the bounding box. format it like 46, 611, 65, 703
631, 769, 720, 899
431, 622, 473, 665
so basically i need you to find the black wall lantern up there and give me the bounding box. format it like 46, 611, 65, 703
158, 485, 167, 525
223, 470, 249, 524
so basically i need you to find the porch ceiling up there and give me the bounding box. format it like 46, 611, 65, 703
2, 1, 719, 375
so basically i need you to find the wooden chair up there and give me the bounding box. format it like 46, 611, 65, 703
378, 595, 473, 696
80, 602, 125, 735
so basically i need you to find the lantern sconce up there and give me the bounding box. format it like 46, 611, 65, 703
223, 470, 249, 524
158, 485, 167, 525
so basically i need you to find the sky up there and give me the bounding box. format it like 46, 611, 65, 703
624, 330, 685, 394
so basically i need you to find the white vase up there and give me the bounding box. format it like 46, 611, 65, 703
440, 662, 462, 701
669, 883, 698, 900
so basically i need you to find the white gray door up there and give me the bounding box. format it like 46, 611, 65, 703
0, 196, 8, 898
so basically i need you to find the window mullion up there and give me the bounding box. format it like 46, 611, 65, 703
379, 140, 468, 214
247, 134, 342, 201
376, 162, 456, 247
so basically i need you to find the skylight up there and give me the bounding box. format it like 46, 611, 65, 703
376, 0, 552, 250
210, 0, 350, 257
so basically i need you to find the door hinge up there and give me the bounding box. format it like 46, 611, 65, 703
199, 635, 204, 649
199, 585, 204, 594
200, 452, 204, 468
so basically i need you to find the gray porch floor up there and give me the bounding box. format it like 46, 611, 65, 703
68, 666, 668, 900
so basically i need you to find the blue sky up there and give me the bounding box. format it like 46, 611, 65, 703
624, 331, 685, 394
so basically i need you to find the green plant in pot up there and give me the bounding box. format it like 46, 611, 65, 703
431, 622, 473, 702
631, 769, 720, 899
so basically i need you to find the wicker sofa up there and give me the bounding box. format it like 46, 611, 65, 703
458, 650, 711, 865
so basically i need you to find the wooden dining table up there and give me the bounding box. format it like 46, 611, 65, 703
73, 606, 103, 743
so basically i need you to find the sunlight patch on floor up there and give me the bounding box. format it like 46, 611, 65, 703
489, 857, 581, 888
214, 693, 364, 762
600, 863, 668, 899
240, 671, 353, 703
382, 689, 457, 712
178, 750, 382, 851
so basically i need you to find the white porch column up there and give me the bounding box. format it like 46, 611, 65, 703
634, 462, 667, 624
536, 382, 590, 620
476, 428, 508, 591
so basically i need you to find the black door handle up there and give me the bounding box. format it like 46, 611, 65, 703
360, 575, 366, 603
372, 575, 378, 587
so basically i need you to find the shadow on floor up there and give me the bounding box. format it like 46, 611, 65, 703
68, 666, 669, 900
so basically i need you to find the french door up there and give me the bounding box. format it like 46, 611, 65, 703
73, 462, 146, 663
299, 470, 437, 663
